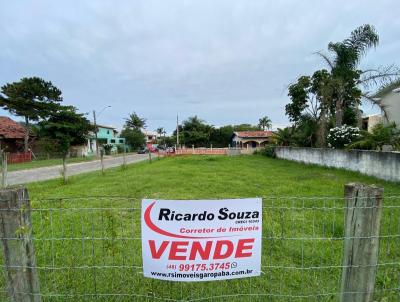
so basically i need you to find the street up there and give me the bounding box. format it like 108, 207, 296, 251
6, 153, 149, 185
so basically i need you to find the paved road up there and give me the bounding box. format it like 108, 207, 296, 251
7, 153, 149, 185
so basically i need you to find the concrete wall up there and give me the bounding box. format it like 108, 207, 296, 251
275, 147, 400, 182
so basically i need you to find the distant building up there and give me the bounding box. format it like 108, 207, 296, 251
364, 80, 400, 131
231, 131, 273, 148
86, 124, 126, 156
142, 130, 157, 149
0, 116, 27, 152
362, 114, 383, 132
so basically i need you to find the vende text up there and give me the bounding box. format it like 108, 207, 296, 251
149, 239, 255, 260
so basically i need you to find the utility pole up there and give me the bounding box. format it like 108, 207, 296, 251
176, 115, 179, 149
93, 110, 99, 157
92, 105, 111, 157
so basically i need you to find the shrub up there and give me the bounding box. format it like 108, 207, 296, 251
348, 122, 400, 151
116, 144, 125, 153
258, 145, 276, 158
327, 125, 360, 149
103, 143, 113, 155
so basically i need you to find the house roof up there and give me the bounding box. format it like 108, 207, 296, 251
374, 80, 400, 98
234, 131, 273, 138
0, 116, 27, 139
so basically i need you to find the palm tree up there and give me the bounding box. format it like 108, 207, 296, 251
258, 116, 272, 131
273, 127, 293, 146
156, 127, 164, 138
316, 24, 399, 126
156, 127, 166, 146
125, 112, 146, 129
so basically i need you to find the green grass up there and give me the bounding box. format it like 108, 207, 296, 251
7, 156, 96, 171
7, 152, 134, 171
1, 155, 399, 301
28, 154, 400, 199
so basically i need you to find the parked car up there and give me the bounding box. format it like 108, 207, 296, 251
137, 147, 148, 154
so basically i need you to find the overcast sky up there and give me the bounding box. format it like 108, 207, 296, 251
1, 0, 399, 132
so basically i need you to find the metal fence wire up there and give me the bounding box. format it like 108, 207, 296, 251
0, 195, 400, 301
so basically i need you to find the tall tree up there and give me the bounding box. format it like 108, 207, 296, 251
181, 116, 214, 147
273, 127, 294, 146
121, 112, 146, 150
210, 125, 234, 148
156, 127, 166, 147
286, 24, 399, 147
286, 70, 333, 146
258, 116, 272, 131
121, 128, 146, 151
232, 124, 260, 131
38, 105, 93, 182
0, 77, 63, 152
125, 112, 146, 129
156, 127, 164, 139
316, 24, 399, 126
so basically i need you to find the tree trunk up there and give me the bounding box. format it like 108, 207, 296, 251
316, 108, 327, 147
335, 84, 345, 127
335, 97, 344, 127
24, 116, 30, 153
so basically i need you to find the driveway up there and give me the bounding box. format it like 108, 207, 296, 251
6, 153, 149, 185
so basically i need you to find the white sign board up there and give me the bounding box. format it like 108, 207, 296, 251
141, 198, 262, 282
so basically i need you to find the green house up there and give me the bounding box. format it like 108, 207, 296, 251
87, 124, 126, 155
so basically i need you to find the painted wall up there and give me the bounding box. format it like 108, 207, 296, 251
275, 147, 400, 182
96, 127, 116, 139
382, 92, 400, 128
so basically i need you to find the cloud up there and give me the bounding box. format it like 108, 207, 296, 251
0, 0, 399, 132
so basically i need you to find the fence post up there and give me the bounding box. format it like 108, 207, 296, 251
340, 183, 383, 302
100, 150, 105, 174
148, 151, 152, 163
1, 152, 8, 189
0, 187, 41, 302
61, 156, 67, 183
122, 147, 126, 168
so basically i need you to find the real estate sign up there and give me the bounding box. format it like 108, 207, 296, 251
141, 198, 262, 282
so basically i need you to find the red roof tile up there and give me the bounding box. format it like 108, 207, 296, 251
234, 131, 273, 138
0, 117, 27, 139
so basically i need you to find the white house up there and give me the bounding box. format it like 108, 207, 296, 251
364, 81, 400, 131
142, 130, 157, 143
231, 131, 273, 148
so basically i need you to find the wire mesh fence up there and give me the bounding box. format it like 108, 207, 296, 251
1, 194, 400, 301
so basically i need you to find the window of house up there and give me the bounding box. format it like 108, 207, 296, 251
110, 139, 115, 143
107, 130, 110, 134
119, 139, 124, 143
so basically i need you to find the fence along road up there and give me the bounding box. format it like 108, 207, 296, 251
6, 153, 149, 185
0, 184, 399, 301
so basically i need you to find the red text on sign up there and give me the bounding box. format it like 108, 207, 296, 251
148, 239, 255, 260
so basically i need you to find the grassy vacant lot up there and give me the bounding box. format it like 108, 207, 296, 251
28, 154, 400, 198
1, 155, 399, 301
